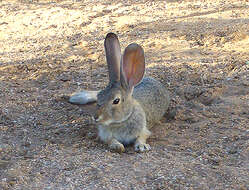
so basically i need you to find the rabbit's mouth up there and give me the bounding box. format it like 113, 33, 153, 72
92, 114, 111, 124
92, 115, 104, 123
92, 115, 114, 126
92, 107, 134, 126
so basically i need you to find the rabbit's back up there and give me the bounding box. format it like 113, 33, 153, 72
133, 77, 170, 127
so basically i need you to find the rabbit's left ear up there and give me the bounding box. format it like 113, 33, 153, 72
120, 43, 145, 90
104, 33, 121, 84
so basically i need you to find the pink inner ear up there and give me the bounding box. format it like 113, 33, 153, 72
122, 44, 145, 87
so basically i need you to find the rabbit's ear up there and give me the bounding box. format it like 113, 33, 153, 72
121, 43, 145, 90
104, 33, 121, 84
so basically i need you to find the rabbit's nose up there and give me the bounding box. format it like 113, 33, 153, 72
93, 115, 98, 121
93, 114, 101, 122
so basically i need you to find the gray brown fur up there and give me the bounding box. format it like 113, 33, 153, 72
133, 77, 170, 129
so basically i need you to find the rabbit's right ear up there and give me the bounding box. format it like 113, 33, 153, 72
120, 43, 145, 90
104, 33, 121, 84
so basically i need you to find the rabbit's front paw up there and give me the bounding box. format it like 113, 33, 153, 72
135, 143, 151, 152
109, 139, 125, 153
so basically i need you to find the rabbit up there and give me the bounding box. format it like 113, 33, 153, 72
69, 33, 170, 153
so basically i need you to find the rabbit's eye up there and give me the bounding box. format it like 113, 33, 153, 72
113, 98, 120, 104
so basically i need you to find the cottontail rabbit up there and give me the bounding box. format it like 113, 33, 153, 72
69, 33, 170, 152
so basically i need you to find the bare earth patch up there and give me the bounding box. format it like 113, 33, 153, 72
0, 0, 248, 189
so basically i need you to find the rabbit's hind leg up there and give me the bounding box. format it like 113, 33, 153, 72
69, 90, 98, 105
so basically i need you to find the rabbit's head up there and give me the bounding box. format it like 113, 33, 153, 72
93, 33, 145, 126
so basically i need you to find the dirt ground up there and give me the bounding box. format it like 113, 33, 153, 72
0, 0, 249, 189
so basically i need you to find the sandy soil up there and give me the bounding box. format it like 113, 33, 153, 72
0, 0, 249, 189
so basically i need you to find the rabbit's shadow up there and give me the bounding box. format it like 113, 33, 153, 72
78, 103, 97, 116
